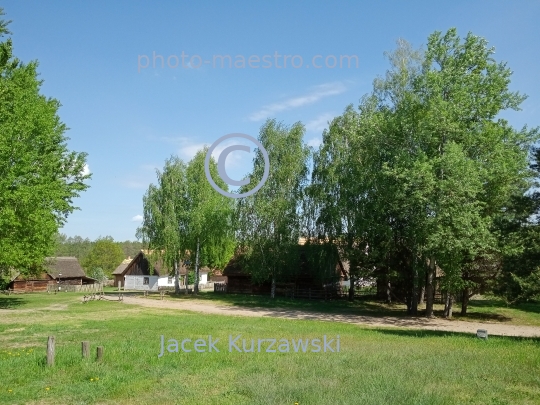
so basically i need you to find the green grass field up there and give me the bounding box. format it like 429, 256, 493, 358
1, 293, 539, 405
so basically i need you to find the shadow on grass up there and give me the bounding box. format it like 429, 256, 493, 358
467, 298, 540, 314
453, 312, 512, 323
370, 327, 540, 342
0, 296, 26, 309
455, 298, 540, 321
514, 302, 540, 314
165, 291, 410, 317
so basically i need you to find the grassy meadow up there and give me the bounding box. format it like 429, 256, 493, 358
1, 293, 539, 405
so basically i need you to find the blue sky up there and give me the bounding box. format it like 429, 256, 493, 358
3, 0, 540, 241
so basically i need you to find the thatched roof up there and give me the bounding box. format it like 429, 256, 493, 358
45, 257, 87, 279
117, 251, 210, 277
112, 257, 132, 275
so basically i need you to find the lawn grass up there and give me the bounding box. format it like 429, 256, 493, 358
1, 293, 539, 405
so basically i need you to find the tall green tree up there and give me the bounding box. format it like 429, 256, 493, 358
0, 10, 90, 276
184, 148, 235, 294
137, 156, 189, 294
309, 104, 378, 301
81, 237, 124, 277
236, 119, 310, 298
494, 146, 540, 303
310, 29, 538, 318
137, 152, 234, 294
412, 28, 537, 317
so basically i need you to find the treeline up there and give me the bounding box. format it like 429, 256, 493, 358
139, 29, 540, 315
54, 234, 144, 277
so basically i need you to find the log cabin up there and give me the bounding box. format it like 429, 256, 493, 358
8, 257, 96, 292
223, 243, 347, 297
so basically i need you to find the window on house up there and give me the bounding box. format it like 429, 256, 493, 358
143, 277, 149, 285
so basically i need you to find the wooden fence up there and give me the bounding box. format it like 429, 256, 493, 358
214, 283, 227, 293
47, 283, 104, 293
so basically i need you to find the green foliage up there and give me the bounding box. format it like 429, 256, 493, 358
137, 156, 189, 276
308, 29, 539, 311
117, 240, 144, 259
87, 267, 107, 283
494, 147, 540, 303
184, 149, 236, 271
137, 151, 235, 285
0, 9, 90, 275
81, 237, 124, 277
236, 120, 310, 289
187, 270, 195, 285
53, 234, 93, 261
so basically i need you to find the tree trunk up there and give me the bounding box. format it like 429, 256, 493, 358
386, 280, 392, 304
271, 276, 276, 299
174, 261, 180, 295
194, 237, 200, 295
348, 274, 355, 301
425, 256, 435, 318
410, 264, 418, 316
444, 292, 454, 319
461, 287, 470, 316
419, 284, 425, 305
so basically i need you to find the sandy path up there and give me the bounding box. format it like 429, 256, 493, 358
122, 296, 540, 338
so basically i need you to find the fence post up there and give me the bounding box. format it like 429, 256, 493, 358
82, 341, 90, 358
96, 346, 103, 362
47, 336, 55, 366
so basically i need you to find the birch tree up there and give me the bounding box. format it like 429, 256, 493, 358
236, 120, 310, 298
137, 151, 234, 294
137, 157, 189, 294
184, 148, 235, 294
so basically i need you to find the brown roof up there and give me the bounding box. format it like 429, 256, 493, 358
120, 251, 163, 277
112, 258, 133, 275
112, 263, 129, 275
118, 252, 210, 277
222, 255, 244, 276
45, 257, 86, 279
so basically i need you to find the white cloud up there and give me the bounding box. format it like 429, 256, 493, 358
305, 113, 335, 133
179, 142, 207, 161
131, 214, 143, 222
82, 164, 91, 176
248, 82, 347, 122
157, 136, 249, 171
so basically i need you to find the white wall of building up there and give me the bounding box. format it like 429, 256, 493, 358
124, 275, 159, 291
157, 276, 175, 287
124, 273, 209, 291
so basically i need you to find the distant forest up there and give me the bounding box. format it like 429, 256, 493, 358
54, 234, 144, 262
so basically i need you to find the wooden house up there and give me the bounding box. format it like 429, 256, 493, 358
8, 257, 95, 292
113, 251, 209, 290
223, 243, 347, 297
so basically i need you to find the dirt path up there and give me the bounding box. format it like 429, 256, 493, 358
122, 296, 540, 338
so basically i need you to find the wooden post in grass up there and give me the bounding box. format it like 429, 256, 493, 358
82, 341, 90, 358
47, 336, 55, 366
96, 346, 103, 362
